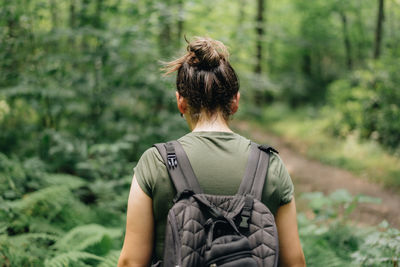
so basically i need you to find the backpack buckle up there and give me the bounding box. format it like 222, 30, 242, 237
167, 153, 178, 169
173, 189, 194, 202
258, 145, 279, 154
239, 196, 253, 230
239, 210, 251, 229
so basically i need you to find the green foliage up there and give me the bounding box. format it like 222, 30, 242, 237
0, 233, 58, 267
44, 251, 103, 267
301, 189, 381, 222
299, 222, 357, 267
0, 0, 399, 265
53, 224, 121, 255
352, 221, 400, 266
299, 190, 399, 267
98, 250, 120, 267
327, 60, 400, 151
256, 102, 400, 191
42, 173, 87, 190
2, 186, 94, 234
0, 153, 27, 200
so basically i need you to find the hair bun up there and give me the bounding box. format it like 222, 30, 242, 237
188, 37, 229, 68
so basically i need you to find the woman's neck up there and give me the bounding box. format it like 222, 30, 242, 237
189, 113, 232, 132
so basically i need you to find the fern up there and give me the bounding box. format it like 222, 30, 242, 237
0, 152, 26, 199
42, 173, 87, 190
0, 233, 49, 267
44, 251, 103, 267
98, 250, 120, 267
27, 218, 66, 235
10, 186, 71, 215
53, 224, 121, 254
6, 185, 95, 232
88, 178, 131, 219
0, 222, 7, 234
10, 232, 59, 243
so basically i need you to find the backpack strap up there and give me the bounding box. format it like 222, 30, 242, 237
237, 142, 277, 230
237, 142, 277, 200
153, 141, 203, 195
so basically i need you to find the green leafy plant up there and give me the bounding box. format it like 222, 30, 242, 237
44, 251, 103, 267
352, 221, 400, 267
299, 190, 399, 267
327, 60, 400, 151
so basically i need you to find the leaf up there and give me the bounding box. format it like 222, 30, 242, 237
98, 250, 120, 267
329, 189, 353, 204
53, 224, 121, 253
42, 174, 87, 190
357, 195, 382, 204
44, 251, 103, 267
10, 233, 59, 243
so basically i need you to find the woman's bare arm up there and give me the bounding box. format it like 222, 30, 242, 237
275, 197, 306, 267
118, 175, 154, 267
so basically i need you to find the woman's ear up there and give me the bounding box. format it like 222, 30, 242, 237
176, 91, 187, 115
230, 92, 240, 114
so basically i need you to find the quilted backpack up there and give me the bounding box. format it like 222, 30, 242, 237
153, 140, 279, 267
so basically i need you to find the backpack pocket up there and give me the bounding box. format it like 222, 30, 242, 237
204, 220, 257, 267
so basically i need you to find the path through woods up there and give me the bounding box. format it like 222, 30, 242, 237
234, 121, 400, 228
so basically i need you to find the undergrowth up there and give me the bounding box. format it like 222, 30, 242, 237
298, 189, 400, 267
254, 103, 400, 191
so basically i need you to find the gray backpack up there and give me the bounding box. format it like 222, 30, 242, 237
153, 140, 279, 267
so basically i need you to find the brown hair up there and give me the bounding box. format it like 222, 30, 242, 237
163, 37, 239, 122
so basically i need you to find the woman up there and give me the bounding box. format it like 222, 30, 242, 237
118, 37, 305, 267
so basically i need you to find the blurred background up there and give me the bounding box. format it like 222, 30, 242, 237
0, 0, 399, 266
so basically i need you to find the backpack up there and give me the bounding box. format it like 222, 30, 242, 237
152, 140, 279, 267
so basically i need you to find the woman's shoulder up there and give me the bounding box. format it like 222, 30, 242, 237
140, 146, 164, 164
266, 150, 294, 205
134, 146, 168, 198
268, 150, 288, 176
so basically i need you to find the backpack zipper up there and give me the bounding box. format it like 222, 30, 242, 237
207, 250, 253, 266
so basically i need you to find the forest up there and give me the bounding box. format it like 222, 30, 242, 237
0, 0, 399, 266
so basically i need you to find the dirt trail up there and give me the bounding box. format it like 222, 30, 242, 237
234, 121, 400, 228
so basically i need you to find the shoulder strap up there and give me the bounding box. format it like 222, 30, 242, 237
237, 142, 276, 200
153, 141, 203, 194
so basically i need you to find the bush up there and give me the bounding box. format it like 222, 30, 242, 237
299, 190, 400, 267
327, 60, 400, 151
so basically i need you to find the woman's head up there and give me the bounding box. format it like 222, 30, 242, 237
164, 37, 240, 123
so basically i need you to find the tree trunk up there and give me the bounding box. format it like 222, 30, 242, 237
340, 12, 352, 70
236, 0, 246, 35
159, 0, 172, 56
49, 0, 58, 30
177, 0, 184, 47
374, 0, 385, 59
5, 5, 19, 84
255, 0, 265, 74
94, 0, 103, 28
238, 0, 245, 26
387, 0, 398, 56
302, 51, 311, 76
69, 0, 76, 28
355, 0, 366, 63
80, 0, 90, 26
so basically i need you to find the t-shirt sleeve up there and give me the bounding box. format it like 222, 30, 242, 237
275, 154, 294, 205
133, 147, 165, 198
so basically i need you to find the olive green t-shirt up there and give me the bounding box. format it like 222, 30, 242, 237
134, 131, 294, 260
